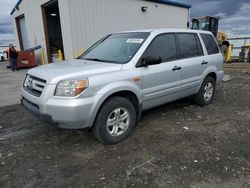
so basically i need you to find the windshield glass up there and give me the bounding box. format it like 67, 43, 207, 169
79, 32, 150, 64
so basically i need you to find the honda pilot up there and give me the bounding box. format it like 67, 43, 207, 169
21, 29, 224, 144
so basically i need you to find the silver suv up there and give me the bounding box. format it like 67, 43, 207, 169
21, 29, 224, 144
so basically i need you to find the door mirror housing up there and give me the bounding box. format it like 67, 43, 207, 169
137, 55, 162, 67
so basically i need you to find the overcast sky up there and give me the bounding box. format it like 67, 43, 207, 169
179, 0, 250, 36
0, 0, 250, 46
0, 0, 16, 46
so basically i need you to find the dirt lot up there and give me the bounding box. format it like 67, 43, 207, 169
0, 65, 250, 187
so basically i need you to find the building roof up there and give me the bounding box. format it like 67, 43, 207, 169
10, 0, 22, 15
10, 0, 191, 15
151, 0, 191, 9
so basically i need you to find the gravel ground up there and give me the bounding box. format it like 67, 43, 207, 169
0, 70, 250, 187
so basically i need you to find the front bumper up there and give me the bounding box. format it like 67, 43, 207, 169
21, 87, 99, 129
21, 98, 54, 124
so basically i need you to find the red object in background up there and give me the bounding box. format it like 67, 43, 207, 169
8, 51, 37, 68
17, 51, 36, 68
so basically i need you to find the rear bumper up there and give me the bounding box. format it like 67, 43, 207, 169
217, 70, 224, 84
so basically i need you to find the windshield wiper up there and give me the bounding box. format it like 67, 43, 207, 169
84, 58, 119, 64
85, 58, 104, 62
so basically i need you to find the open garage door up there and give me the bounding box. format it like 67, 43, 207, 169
16, 15, 29, 50
42, 0, 64, 63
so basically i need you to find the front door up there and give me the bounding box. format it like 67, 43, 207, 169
140, 34, 181, 110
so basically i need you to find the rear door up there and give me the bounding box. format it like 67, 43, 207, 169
199, 33, 223, 80
176, 33, 205, 98
140, 33, 182, 110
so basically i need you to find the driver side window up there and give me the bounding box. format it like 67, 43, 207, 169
144, 34, 177, 62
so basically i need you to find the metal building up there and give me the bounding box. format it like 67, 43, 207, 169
11, 0, 191, 64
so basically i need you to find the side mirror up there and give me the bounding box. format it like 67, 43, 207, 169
138, 55, 162, 67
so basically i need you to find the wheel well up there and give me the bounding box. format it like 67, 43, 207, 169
207, 72, 217, 81
102, 91, 141, 123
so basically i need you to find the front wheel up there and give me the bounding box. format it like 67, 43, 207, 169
92, 96, 136, 144
193, 76, 216, 106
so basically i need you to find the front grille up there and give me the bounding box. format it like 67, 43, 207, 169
23, 75, 46, 97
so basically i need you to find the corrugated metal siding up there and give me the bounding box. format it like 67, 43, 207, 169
58, 0, 73, 61
12, 0, 188, 61
66, 0, 188, 59
12, 0, 51, 63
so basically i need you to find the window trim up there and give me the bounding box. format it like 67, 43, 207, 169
176, 33, 205, 60
195, 34, 204, 56
136, 32, 178, 67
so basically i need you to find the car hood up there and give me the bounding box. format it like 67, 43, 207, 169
28, 59, 123, 84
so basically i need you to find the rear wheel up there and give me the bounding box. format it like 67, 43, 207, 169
1, 56, 4, 61
194, 76, 216, 106
92, 96, 136, 144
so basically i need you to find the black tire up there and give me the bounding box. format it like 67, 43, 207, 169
193, 76, 216, 106
92, 96, 136, 144
1, 56, 4, 62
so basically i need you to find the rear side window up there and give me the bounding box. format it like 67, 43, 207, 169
177, 33, 203, 59
200, 33, 220, 55
144, 34, 177, 62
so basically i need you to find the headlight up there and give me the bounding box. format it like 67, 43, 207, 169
55, 79, 88, 97
23, 75, 30, 87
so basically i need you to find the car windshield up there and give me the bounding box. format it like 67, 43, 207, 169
79, 32, 150, 64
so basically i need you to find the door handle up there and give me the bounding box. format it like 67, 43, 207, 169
201, 60, 208, 65
172, 66, 182, 71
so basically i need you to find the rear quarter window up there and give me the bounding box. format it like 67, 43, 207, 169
200, 33, 220, 55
